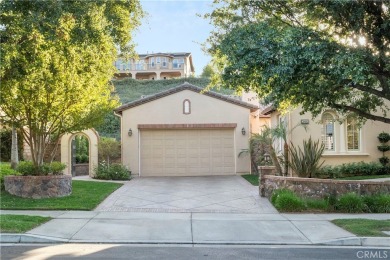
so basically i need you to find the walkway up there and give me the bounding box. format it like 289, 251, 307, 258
1, 210, 389, 246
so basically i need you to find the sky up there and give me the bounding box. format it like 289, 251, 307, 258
133, 0, 214, 76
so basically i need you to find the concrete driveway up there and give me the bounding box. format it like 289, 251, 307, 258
95, 176, 277, 213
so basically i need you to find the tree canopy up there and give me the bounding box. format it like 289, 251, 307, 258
0, 0, 143, 166
206, 0, 390, 124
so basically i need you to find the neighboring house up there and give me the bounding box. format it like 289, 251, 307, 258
114, 82, 258, 177
114, 52, 195, 80
262, 106, 390, 167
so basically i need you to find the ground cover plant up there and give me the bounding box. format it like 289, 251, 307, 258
0, 214, 51, 233
332, 219, 390, 237
0, 180, 122, 210
270, 189, 390, 213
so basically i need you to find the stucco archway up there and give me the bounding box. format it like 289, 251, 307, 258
61, 129, 99, 177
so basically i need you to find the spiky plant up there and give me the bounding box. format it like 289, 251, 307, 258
289, 137, 325, 178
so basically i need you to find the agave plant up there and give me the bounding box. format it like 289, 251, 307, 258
289, 137, 325, 178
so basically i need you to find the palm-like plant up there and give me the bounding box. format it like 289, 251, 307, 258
239, 127, 283, 175
289, 137, 325, 178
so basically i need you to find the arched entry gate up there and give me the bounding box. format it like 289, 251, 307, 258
60, 129, 99, 177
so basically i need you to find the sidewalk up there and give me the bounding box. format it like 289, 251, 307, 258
1, 210, 389, 246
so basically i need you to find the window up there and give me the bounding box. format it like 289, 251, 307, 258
173, 58, 183, 68
183, 99, 191, 114
346, 116, 360, 150
136, 60, 144, 70
156, 57, 161, 64
150, 57, 155, 68
322, 112, 335, 151
162, 57, 167, 67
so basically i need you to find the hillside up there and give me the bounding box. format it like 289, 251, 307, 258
112, 77, 234, 105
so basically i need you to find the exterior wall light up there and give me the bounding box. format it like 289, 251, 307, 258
264, 153, 271, 163
241, 127, 246, 135
128, 128, 133, 137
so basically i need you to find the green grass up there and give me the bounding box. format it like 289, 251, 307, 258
332, 219, 390, 237
113, 77, 234, 104
0, 214, 52, 233
336, 175, 390, 180
0, 180, 122, 210
241, 174, 259, 186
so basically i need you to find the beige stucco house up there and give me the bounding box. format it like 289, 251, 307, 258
262, 106, 390, 167
114, 83, 258, 177
114, 52, 194, 80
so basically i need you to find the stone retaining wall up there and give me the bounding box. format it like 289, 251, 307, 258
260, 175, 390, 198
4, 175, 72, 199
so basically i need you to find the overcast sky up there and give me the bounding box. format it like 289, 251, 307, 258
134, 0, 214, 76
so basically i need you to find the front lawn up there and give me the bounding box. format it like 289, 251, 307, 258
332, 219, 390, 237
0, 180, 122, 210
241, 174, 259, 186
0, 214, 51, 233
336, 175, 390, 180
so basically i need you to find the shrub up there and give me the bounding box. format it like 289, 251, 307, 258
315, 165, 341, 179
50, 161, 66, 175
379, 156, 389, 166
271, 189, 306, 212
378, 132, 390, 143
336, 193, 365, 213
16, 161, 65, 176
305, 198, 329, 211
288, 137, 325, 178
271, 189, 294, 204
17, 161, 38, 176
0, 163, 20, 190
94, 162, 130, 180
378, 145, 390, 153
364, 194, 390, 213
316, 162, 386, 178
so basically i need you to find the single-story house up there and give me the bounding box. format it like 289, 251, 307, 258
262, 105, 390, 167
114, 82, 258, 177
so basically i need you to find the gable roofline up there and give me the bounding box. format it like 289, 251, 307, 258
114, 82, 259, 114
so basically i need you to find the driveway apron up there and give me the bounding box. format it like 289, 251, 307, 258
95, 176, 277, 213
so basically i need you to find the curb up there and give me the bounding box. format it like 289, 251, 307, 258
0, 234, 67, 243
361, 237, 390, 247
1, 234, 390, 247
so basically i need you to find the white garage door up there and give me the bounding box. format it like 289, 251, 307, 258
140, 129, 235, 176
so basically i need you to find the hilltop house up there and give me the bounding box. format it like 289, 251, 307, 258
114, 52, 195, 80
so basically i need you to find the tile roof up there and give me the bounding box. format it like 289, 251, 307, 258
261, 105, 276, 115
114, 82, 259, 114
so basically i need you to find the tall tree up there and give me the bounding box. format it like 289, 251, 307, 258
200, 64, 215, 79
0, 0, 143, 168
206, 0, 390, 124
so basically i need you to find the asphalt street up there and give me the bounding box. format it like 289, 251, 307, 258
1, 244, 390, 260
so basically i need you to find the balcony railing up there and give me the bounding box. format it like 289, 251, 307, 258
115, 62, 184, 72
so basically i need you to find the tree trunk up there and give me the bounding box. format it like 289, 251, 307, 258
10, 126, 19, 169
284, 142, 289, 176
268, 145, 283, 176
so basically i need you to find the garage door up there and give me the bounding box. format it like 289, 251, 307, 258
140, 129, 235, 176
